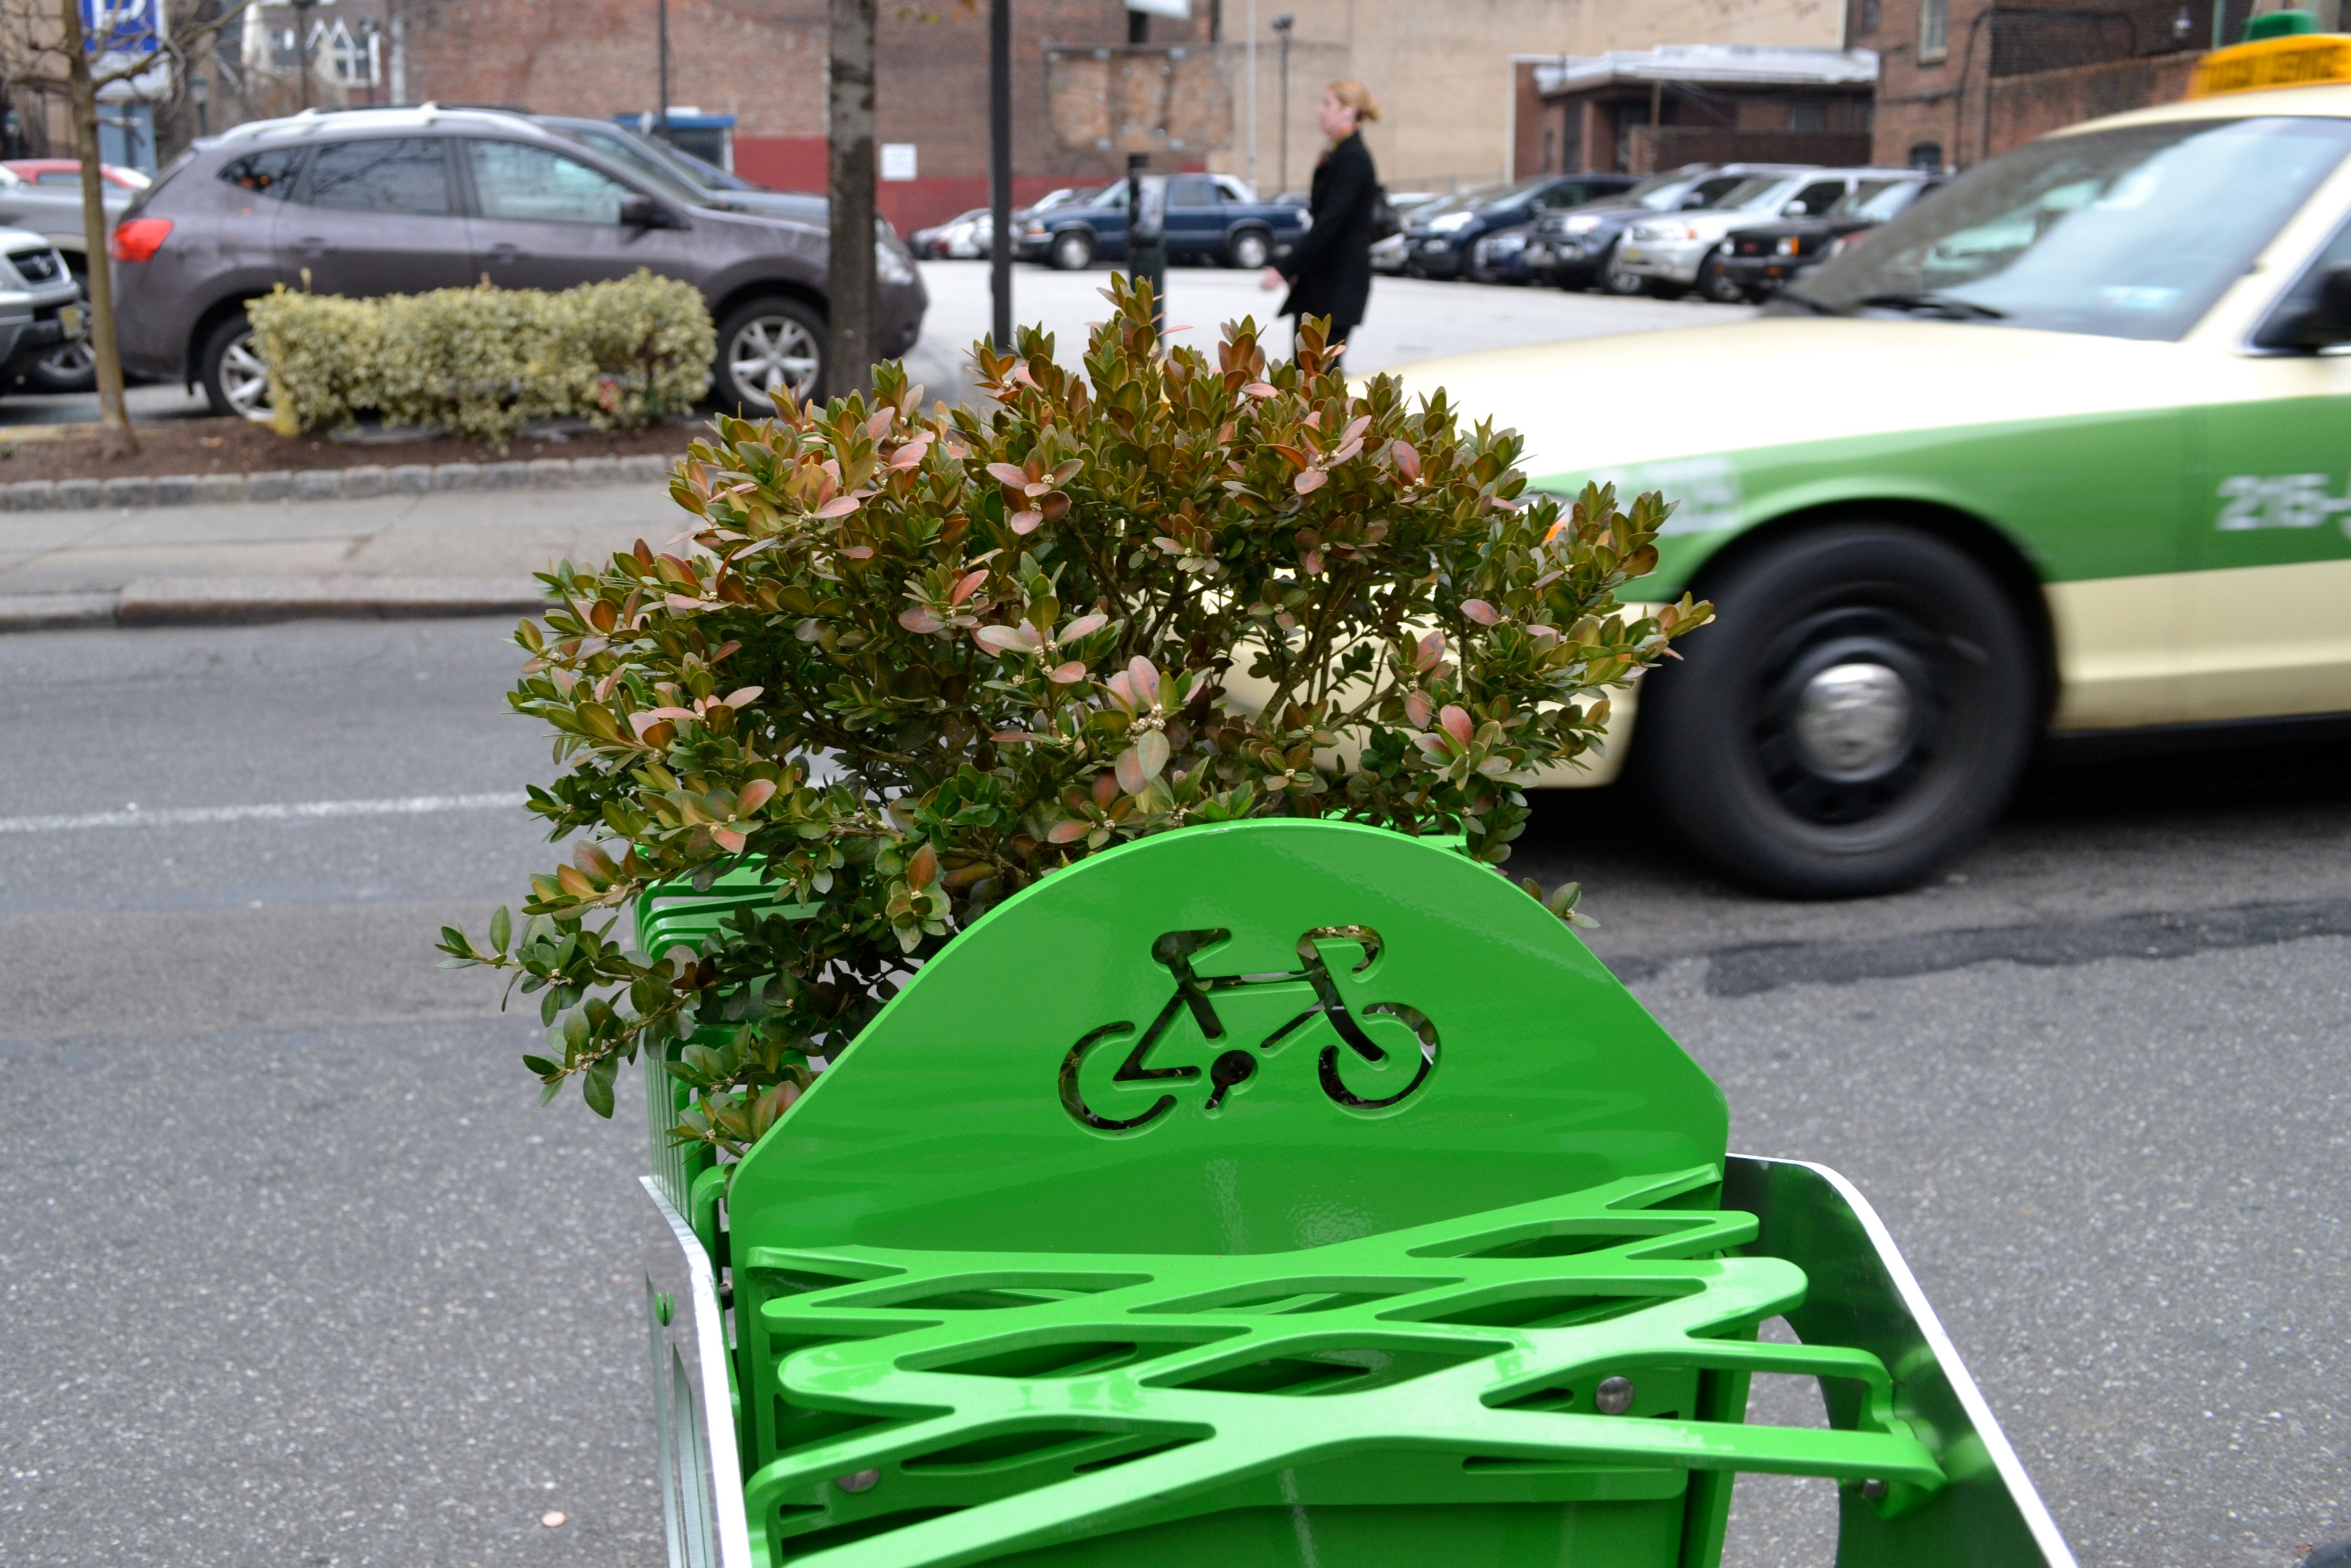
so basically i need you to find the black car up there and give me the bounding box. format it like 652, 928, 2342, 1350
1716, 176, 1944, 300
1399, 172, 1635, 280
1525, 163, 1807, 294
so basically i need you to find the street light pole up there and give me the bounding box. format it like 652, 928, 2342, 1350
988, 0, 1011, 351
1272, 11, 1293, 196
657, 0, 670, 141
1245, 0, 1257, 194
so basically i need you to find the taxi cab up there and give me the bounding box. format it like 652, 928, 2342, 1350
1400, 28, 2351, 897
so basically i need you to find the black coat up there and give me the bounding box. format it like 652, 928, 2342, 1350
1278, 130, 1376, 330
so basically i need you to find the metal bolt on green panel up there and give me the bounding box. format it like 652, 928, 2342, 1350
634, 820, 2077, 1568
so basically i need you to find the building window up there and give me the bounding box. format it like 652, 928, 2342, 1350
1919, 0, 1949, 63
1542, 128, 1557, 171
1790, 99, 1826, 133
1910, 141, 1945, 171
1858, 0, 1881, 33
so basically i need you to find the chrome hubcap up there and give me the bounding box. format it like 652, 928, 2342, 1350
1794, 662, 1913, 778
221, 332, 274, 422
728, 316, 821, 406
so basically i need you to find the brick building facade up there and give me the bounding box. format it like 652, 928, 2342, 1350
1854, 0, 2277, 170
1512, 45, 1877, 178
395, 0, 1211, 232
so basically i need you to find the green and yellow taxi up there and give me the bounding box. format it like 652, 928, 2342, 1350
1402, 33, 2351, 897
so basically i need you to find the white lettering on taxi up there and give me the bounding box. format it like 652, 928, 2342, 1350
2215, 473, 2351, 532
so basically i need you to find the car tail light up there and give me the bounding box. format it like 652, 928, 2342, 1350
109, 217, 171, 262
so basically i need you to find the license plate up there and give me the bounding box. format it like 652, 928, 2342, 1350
1621, 247, 1648, 264
59, 304, 81, 337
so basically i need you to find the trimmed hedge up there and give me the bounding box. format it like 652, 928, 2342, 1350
249, 270, 714, 449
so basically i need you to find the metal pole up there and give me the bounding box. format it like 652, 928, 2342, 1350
988, 0, 1011, 351
1124, 5, 1163, 340
1246, 0, 1257, 194
658, 0, 670, 140
1276, 18, 1292, 195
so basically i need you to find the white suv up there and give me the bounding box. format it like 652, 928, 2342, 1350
1620, 167, 1919, 301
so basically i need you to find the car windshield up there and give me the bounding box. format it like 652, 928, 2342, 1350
563, 128, 710, 205
1832, 179, 1924, 222
1719, 175, 1798, 210
1637, 172, 1752, 211
1419, 182, 1516, 218
666, 142, 754, 191
1787, 116, 2351, 340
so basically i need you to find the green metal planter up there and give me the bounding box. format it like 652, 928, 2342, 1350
635, 819, 2075, 1568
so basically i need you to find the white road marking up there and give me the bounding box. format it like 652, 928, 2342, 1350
0, 792, 529, 834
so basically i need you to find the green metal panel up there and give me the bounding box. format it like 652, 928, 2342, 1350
636, 864, 821, 1214
632, 822, 2072, 1567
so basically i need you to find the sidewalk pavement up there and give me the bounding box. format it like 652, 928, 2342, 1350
0, 482, 683, 631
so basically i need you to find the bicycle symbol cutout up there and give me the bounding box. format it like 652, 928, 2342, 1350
1057, 926, 1440, 1133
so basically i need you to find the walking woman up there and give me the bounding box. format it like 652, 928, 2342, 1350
1261, 79, 1381, 365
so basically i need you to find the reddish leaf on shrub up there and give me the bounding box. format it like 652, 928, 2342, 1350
1461, 598, 1502, 626
899, 606, 947, 635
813, 495, 860, 519
1114, 748, 1149, 796
1294, 469, 1326, 496
737, 778, 777, 814
1046, 817, 1090, 844
1010, 509, 1044, 534
1441, 705, 1475, 748
1049, 660, 1087, 684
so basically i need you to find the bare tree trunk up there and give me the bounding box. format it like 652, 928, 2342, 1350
59, 0, 134, 458
826, 0, 876, 401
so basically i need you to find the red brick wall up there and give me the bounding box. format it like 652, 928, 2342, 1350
1984, 52, 2198, 157
397, 0, 1210, 229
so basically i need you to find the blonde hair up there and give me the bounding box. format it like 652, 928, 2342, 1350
1326, 79, 1381, 123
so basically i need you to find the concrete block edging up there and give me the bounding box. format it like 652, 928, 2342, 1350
1, 450, 682, 512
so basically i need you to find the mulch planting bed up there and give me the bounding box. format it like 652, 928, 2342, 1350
0, 416, 701, 484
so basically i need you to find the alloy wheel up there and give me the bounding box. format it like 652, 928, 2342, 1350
220, 331, 275, 423
727, 314, 821, 407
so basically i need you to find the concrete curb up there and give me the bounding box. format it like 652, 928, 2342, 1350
1, 578, 549, 633
1, 452, 680, 512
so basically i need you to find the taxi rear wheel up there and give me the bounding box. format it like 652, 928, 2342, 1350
1635, 525, 2037, 898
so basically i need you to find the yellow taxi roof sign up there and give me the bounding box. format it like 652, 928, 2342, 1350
2190, 32, 2351, 98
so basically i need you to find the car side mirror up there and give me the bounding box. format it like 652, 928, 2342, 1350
2274, 262, 2351, 348
619, 194, 676, 230
1679, 193, 1707, 209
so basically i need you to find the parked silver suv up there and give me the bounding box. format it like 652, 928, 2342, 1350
111, 104, 926, 419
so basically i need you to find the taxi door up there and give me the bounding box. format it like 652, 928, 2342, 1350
2189, 216, 2351, 723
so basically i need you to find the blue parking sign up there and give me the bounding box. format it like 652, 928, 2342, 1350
82, 0, 159, 55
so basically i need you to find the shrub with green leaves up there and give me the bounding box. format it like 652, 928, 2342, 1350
438, 279, 1710, 1156
250, 269, 712, 449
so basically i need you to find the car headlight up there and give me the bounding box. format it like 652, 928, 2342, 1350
1776, 236, 1801, 257
1562, 214, 1603, 234
876, 241, 915, 285
1490, 231, 1526, 254
1024, 222, 1046, 237
1428, 210, 1475, 234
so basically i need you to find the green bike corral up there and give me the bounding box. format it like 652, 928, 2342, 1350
636, 819, 2076, 1567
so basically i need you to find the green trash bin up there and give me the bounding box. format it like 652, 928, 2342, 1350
637, 819, 2075, 1568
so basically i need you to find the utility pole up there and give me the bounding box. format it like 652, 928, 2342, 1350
1272, 10, 1292, 195
827, 0, 878, 399
657, 0, 670, 141
988, 0, 1011, 350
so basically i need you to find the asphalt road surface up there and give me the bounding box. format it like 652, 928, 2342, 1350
2, 618, 2346, 1567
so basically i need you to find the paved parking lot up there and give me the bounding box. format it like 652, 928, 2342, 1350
904, 257, 1749, 396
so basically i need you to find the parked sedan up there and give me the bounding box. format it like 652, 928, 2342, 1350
1526, 164, 1784, 294
1398, 173, 1637, 280
4, 159, 150, 192
0, 225, 89, 390
910, 209, 991, 258
1716, 176, 1944, 300
537, 116, 829, 225
1467, 221, 1545, 284
110, 105, 926, 419
1016, 175, 1304, 270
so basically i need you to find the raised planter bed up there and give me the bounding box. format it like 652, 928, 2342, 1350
0, 416, 691, 511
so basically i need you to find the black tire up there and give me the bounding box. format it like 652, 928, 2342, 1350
1049, 229, 1094, 271
1634, 525, 2038, 897
1698, 256, 1749, 305
1599, 241, 1650, 296
23, 268, 95, 394
199, 309, 275, 422
1225, 227, 1271, 269
714, 295, 826, 414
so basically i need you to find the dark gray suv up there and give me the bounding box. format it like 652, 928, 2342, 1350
111, 105, 926, 420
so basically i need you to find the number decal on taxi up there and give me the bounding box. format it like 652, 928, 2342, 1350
2214, 473, 2351, 532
